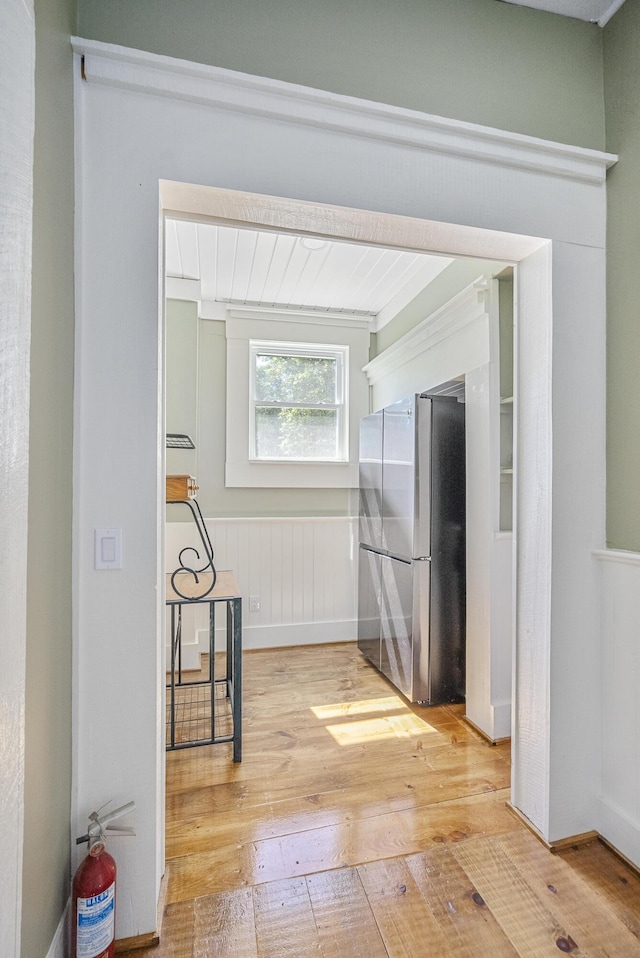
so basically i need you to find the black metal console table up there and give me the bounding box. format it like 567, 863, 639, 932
165, 570, 242, 762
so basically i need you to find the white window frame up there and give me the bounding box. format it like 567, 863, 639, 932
249, 340, 349, 463
225, 309, 369, 488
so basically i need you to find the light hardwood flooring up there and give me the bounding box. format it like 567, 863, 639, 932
121, 643, 640, 956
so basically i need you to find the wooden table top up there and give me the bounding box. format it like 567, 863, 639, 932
165, 570, 241, 604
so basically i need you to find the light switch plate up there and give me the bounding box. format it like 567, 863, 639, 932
95, 528, 123, 570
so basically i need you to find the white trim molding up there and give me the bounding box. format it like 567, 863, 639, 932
595, 546, 640, 869
225, 312, 369, 488
593, 547, 640, 566
226, 306, 372, 330
45, 901, 69, 958
71, 37, 617, 186
363, 279, 489, 385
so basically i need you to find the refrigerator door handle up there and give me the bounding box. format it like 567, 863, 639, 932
415, 556, 431, 561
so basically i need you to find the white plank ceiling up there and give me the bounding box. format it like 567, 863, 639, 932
165, 219, 454, 330
499, 0, 625, 25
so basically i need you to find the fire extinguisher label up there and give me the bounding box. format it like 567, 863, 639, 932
76, 882, 115, 958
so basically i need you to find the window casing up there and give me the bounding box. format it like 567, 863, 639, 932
249, 341, 348, 462
225, 310, 368, 488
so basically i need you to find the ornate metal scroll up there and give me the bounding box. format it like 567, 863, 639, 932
167, 497, 217, 600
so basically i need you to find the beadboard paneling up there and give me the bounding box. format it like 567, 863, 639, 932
595, 549, 640, 869
166, 517, 358, 652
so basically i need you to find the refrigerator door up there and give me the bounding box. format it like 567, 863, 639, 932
379, 554, 414, 698
414, 396, 432, 560
381, 396, 417, 560
358, 410, 383, 551
429, 397, 466, 703
357, 546, 381, 668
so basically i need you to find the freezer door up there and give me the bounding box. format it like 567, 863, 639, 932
380, 554, 414, 698
381, 396, 417, 559
357, 547, 381, 669
411, 558, 431, 704
358, 410, 383, 551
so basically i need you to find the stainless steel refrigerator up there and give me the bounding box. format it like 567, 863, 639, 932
357, 392, 465, 704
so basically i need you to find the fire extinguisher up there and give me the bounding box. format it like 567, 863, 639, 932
71, 801, 136, 958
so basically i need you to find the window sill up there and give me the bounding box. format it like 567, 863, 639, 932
226, 460, 358, 488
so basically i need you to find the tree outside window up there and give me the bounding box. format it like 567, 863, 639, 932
250, 342, 348, 461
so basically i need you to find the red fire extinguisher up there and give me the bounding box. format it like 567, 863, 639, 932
71, 802, 136, 958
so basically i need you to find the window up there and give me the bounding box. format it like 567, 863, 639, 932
225, 310, 368, 488
249, 341, 348, 462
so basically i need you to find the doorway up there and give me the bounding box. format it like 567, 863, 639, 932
160, 186, 521, 886
73, 45, 610, 936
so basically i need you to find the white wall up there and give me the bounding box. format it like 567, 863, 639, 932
597, 550, 640, 862
0, 3, 35, 955
72, 38, 613, 938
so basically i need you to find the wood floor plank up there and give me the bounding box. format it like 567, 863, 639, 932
193, 888, 257, 958
496, 830, 640, 956
558, 839, 640, 941
166, 730, 507, 799
165, 788, 514, 904
357, 856, 456, 958
452, 835, 587, 957
252, 877, 322, 958
165, 755, 511, 859
117, 900, 194, 958
305, 868, 388, 958
405, 845, 519, 957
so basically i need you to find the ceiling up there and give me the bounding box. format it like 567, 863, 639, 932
499, 0, 626, 25
165, 219, 455, 332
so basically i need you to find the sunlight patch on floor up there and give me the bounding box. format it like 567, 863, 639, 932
312, 696, 410, 719
324, 712, 438, 746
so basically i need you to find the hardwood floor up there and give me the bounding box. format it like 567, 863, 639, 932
120, 643, 640, 956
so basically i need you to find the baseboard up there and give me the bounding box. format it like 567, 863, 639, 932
462, 700, 511, 745
599, 797, 640, 872
46, 899, 70, 958
167, 619, 357, 671
115, 930, 160, 952
208, 619, 357, 651
491, 701, 512, 740
115, 869, 168, 952
462, 714, 510, 746
506, 802, 599, 852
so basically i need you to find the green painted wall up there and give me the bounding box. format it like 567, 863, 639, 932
77, 0, 605, 149
22, 0, 75, 954
604, 1, 640, 550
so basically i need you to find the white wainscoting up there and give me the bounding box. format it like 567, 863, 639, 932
595, 548, 640, 868
166, 517, 358, 662
45, 901, 69, 958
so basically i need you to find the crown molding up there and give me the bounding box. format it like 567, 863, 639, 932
72, 38, 617, 186
363, 278, 489, 385
226, 306, 372, 330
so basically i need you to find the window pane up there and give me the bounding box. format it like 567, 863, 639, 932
255, 354, 337, 404
255, 407, 338, 459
